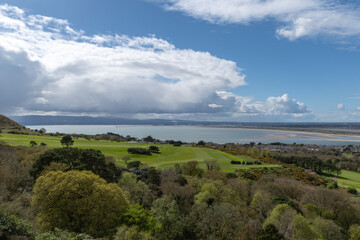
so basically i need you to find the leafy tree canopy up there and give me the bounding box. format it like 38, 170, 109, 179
31, 147, 122, 182
32, 170, 129, 237
60, 135, 74, 147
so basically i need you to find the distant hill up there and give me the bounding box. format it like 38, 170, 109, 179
11, 115, 216, 126
10, 115, 360, 129
0, 114, 22, 128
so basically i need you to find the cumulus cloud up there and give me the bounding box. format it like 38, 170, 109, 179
337, 103, 345, 111
213, 92, 311, 115
156, 0, 360, 41
0, 4, 311, 120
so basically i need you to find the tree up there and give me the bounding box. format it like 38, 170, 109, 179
312, 217, 343, 240
149, 145, 160, 153
291, 214, 320, 240
257, 224, 284, 240
195, 203, 247, 240
0, 210, 34, 238
114, 225, 151, 240
143, 136, 155, 142
181, 161, 203, 176
60, 135, 74, 147
127, 148, 151, 155
349, 225, 360, 240
39, 128, 46, 134
150, 196, 184, 240
118, 172, 153, 206
127, 161, 142, 169
120, 204, 158, 232
31, 148, 121, 182
264, 204, 297, 239
204, 159, 220, 170
32, 170, 129, 237
40, 142, 47, 148
30, 140, 37, 147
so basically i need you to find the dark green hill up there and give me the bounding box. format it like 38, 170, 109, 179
0, 114, 22, 128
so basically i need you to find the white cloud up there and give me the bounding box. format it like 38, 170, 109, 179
0, 4, 311, 120
157, 0, 360, 41
357, 106, 360, 111
337, 103, 345, 110
211, 91, 311, 116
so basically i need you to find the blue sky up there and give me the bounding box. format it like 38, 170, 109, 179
1, 0, 360, 121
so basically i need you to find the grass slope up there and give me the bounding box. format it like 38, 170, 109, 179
0, 133, 278, 172
336, 170, 360, 192
0, 114, 21, 128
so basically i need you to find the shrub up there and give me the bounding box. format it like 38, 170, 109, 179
35, 228, 94, 240
149, 146, 160, 153
226, 172, 238, 179
0, 209, 34, 237
127, 148, 151, 155
127, 161, 142, 169
230, 160, 242, 165
347, 187, 358, 195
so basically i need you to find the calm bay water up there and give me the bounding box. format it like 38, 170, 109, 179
27, 125, 360, 145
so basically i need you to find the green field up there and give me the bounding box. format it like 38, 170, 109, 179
336, 170, 360, 192
0, 133, 278, 172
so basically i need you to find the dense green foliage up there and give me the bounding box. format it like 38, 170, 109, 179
60, 135, 74, 147
30, 147, 122, 182
127, 147, 151, 155
35, 228, 94, 240
272, 155, 341, 175
32, 170, 129, 237
1, 135, 360, 240
0, 209, 34, 238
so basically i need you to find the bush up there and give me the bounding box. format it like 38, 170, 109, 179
226, 172, 238, 179
347, 187, 358, 195
35, 228, 94, 240
0, 209, 34, 237
149, 146, 160, 153
230, 160, 242, 165
127, 148, 151, 155
127, 161, 142, 169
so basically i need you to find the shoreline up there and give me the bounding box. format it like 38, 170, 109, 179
204, 125, 360, 137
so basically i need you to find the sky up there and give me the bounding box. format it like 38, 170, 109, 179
0, 0, 360, 122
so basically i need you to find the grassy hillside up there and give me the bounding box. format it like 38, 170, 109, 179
336, 170, 360, 191
2, 133, 358, 191
0, 133, 278, 172
0, 114, 21, 128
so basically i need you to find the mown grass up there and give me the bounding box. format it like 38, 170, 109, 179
0, 133, 279, 172
336, 170, 360, 192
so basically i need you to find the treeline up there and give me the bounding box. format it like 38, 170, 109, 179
231, 160, 262, 165
199, 141, 352, 174
271, 155, 341, 175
